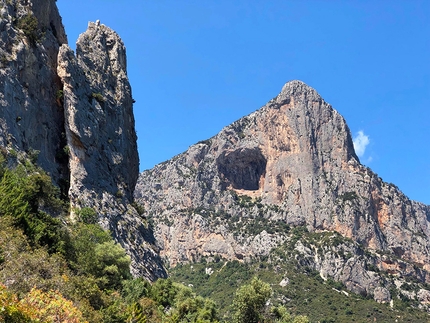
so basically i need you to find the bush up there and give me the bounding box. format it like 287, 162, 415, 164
92, 92, 105, 103
68, 223, 131, 290
232, 277, 271, 323
0, 165, 66, 254
75, 207, 98, 225
16, 14, 40, 44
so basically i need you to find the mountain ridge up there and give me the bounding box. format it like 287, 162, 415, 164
134, 79, 430, 304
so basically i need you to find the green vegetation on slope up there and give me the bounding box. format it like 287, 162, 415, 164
170, 245, 430, 322
0, 154, 221, 322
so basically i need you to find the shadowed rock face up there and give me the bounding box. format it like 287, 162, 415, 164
217, 148, 267, 190
135, 80, 430, 291
58, 22, 138, 205
0, 0, 67, 181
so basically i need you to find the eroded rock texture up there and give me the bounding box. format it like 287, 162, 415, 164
57, 22, 165, 280
135, 80, 430, 293
0, 0, 67, 181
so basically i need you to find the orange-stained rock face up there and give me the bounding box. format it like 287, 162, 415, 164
135, 80, 430, 290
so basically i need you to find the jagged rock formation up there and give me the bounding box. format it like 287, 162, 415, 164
0, 0, 166, 280
0, 0, 67, 183
2, 0, 430, 303
56, 21, 166, 280
57, 22, 138, 213
135, 80, 430, 300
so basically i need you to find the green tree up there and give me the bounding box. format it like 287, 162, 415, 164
232, 277, 271, 323
150, 278, 178, 308
0, 165, 66, 254
122, 278, 151, 304
68, 223, 131, 290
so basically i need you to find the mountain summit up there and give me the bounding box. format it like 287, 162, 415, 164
135, 80, 430, 300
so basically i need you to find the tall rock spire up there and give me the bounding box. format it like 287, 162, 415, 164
58, 22, 138, 207
58, 22, 165, 280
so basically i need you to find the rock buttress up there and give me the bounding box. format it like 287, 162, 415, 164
58, 22, 166, 280
0, 0, 68, 183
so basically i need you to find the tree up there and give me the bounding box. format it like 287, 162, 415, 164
232, 277, 271, 323
150, 278, 178, 308
21, 287, 86, 323
68, 223, 131, 290
0, 284, 34, 323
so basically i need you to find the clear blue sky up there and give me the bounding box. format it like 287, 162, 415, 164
57, 1, 429, 205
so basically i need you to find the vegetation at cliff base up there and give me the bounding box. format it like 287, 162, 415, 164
170, 250, 430, 323
0, 154, 222, 322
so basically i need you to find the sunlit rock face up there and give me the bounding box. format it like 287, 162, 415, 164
135, 80, 430, 286
58, 21, 165, 280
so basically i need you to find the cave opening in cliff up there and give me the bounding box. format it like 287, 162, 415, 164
216, 147, 267, 191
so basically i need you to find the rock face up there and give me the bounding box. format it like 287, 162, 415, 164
57, 22, 138, 211
0, 1, 166, 281
0, 0, 68, 183
135, 80, 430, 294
57, 22, 165, 280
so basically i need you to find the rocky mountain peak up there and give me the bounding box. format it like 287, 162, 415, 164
135, 80, 430, 295
76, 21, 128, 92
278, 79, 320, 99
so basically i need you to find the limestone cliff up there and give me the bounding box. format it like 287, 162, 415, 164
0, 0, 166, 281
57, 21, 165, 280
135, 80, 430, 301
0, 0, 67, 183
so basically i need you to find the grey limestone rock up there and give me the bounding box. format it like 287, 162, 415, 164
135, 80, 430, 296
373, 287, 391, 304
0, 0, 67, 181
57, 22, 165, 280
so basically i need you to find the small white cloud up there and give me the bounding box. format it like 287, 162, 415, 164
353, 131, 369, 157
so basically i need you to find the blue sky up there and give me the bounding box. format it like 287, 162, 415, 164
57, 1, 429, 205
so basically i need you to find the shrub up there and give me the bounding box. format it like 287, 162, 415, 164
16, 14, 40, 44
232, 277, 271, 323
92, 92, 105, 103
75, 207, 98, 225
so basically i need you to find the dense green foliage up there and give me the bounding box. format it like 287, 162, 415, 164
0, 155, 220, 322
232, 277, 272, 323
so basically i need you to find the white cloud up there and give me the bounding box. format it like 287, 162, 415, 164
353, 131, 369, 157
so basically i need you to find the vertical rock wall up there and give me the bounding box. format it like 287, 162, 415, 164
57, 22, 165, 280
0, 0, 67, 182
